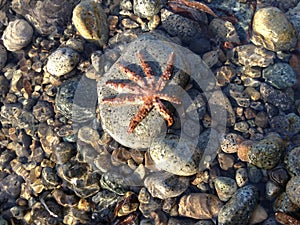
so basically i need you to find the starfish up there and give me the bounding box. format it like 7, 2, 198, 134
102, 51, 181, 133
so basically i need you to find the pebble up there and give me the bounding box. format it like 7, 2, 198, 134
248, 164, 262, 184
133, 0, 162, 18
274, 192, 299, 214
262, 63, 297, 89
144, 171, 189, 199
286, 176, 300, 207
11, 0, 75, 35
232, 44, 275, 67
248, 205, 268, 224
214, 177, 237, 201
239, 133, 284, 169
72, 0, 108, 47
218, 185, 259, 225
209, 18, 240, 44
215, 66, 236, 87
0, 44, 7, 70
265, 181, 281, 199
178, 193, 223, 219
235, 167, 248, 187
260, 83, 294, 112
286, 2, 300, 34
2, 19, 33, 51
149, 135, 202, 176
221, 133, 244, 154
161, 9, 202, 43
32, 100, 54, 122
251, 7, 297, 51
254, 111, 268, 128
218, 153, 235, 171
46, 47, 80, 76
285, 146, 300, 176
270, 113, 300, 136
55, 76, 97, 123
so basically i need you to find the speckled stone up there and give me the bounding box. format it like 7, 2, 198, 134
0, 44, 7, 70
260, 83, 294, 112
149, 135, 202, 176
179, 193, 223, 219
251, 7, 297, 51
270, 113, 300, 136
232, 44, 275, 67
144, 171, 189, 199
2, 19, 33, 51
214, 177, 237, 201
235, 167, 248, 187
133, 0, 162, 18
161, 8, 202, 43
248, 133, 284, 169
285, 146, 300, 176
262, 63, 297, 89
286, 2, 300, 34
72, 0, 108, 47
286, 176, 300, 207
209, 18, 240, 44
98, 34, 211, 149
221, 133, 244, 154
46, 47, 80, 76
218, 185, 259, 225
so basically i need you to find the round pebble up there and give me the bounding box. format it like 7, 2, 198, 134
251, 7, 297, 51
72, 0, 108, 46
209, 18, 240, 44
46, 47, 80, 76
248, 133, 284, 169
2, 19, 33, 51
235, 167, 248, 187
144, 171, 189, 199
133, 0, 162, 18
285, 146, 300, 176
178, 193, 223, 219
262, 63, 297, 89
221, 133, 244, 154
0, 44, 7, 70
218, 185, 259, 225
149, 135, 202, 176
286, 176, 300, 207
214, 177, 237, 201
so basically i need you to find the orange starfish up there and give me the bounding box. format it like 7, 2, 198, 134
102, 51, 181, 133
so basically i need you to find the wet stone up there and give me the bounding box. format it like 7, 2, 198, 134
178, 193, 223, 219
286, 176, 300, 207
1, 19, 33, 51
215, 66, 236, 87
262, 63, 297, 89
265, 180, 281, 199
133, 0, 162, 18
46, 47, 80, 76
218, 153, 234, 171
221, 133, 244, 154
286, 2, 300, 34
55, 77, 97, 123
254, 111, 268, 128
149, 135, 203, 176
0, 174, 22, 198
72, 0, 108, 46
161, 9, 202, 43
235, 167, 248, 187
32, 100, 54, 122
218, 185, 259, 225
248, 133, 284, 169
248, 164, 262, 184
0, 44, 7, 70
209, 18, 240, 44
214, 177, 237, 202
260, 83, 294, 112
232, 44, 275, 67
251, 7, 297, 51
285, 146, 300, 176
270, 113, 300, 136
98, 34, 203, 149
144, 171, 189, 199
274, 192, 299, 214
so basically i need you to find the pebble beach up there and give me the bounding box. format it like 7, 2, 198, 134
0, 0, 300, 224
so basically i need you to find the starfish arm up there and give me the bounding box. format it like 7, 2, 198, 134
157, 52, 175, 91
102, 95, 144, 105
137, 51, 155, 88
106, 81, 143, 94
116, 63, 146, 87
128, 100, 154, 133
153, 99, 174, 127
157, 93, 181, 105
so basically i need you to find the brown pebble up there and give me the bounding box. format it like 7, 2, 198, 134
178, 193, 223, 219
237, 140, 253, 162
